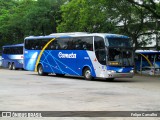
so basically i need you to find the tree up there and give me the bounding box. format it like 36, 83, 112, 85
58, 0, 158, 50
125, 0, 160, 49
0, 0, 18, 46
0, 0, 159, 51
126, 0, 160, 19
106, 0, 154, 50
57, 0, 116, 33
0, 0, 65, 49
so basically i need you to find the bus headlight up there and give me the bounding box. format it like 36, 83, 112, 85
130, 70, 134, 73
108, 70, 116, 74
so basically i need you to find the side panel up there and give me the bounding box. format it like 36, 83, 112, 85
87, 51, 107, 78
24, 49, 133, 78
39, 50, 96, 76
24, 50, 40, 71
2, 54, 23, 68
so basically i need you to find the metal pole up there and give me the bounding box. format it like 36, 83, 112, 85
140, 55, 142, 75
153, 54, 156, 75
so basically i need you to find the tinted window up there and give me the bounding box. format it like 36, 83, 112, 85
94, 36, 106, 65
3, 46, 23, 54
72, 37, 93, 50
94, 36, 105, 50
57, 38, 72, 50
25, 39, 49, 50
25, 37, 93, 51
107, 38, 132, 47
47, 38, 72, 50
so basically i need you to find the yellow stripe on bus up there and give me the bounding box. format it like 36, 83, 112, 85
138, 53, 152, 67
34, 38, 56, 72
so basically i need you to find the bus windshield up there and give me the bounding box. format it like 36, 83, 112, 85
106, 37, 133, 66
107, 47, 133, 66
107, 38, 132, 47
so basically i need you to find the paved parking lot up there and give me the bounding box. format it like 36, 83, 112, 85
0, 69, 160, 119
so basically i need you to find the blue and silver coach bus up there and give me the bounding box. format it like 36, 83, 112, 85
24, 33, 134, 80
2, 43, 24, 70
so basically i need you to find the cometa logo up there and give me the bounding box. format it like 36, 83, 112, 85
58, 52, 77, 59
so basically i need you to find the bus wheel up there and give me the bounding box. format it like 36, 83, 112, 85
83, 67, 93, 80
8, 63, 12, 70
12, 63, 16, 70
37, 64, 48, 76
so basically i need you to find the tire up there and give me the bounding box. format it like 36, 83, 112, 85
8, 63, 12, 70
12, 63, 16, 70
83, 67, 93, 80
37, 64, 48, 76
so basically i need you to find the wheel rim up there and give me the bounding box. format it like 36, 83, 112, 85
85, 70, 91, 79
38, 66, 43, 74
12, 64, 15, 70
9, 63, 12, 70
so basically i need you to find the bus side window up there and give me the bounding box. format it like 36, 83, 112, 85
56, 44, 60, 49
75, 44, 81, 49
3, 48, 8, 54
72, 37, 93, 50
158, 54, 160, 60
6, 48, 9, 54
82, 37, 93, 51
54, 40, 60, 50
94, 36, 106, 65
72, 38, 81, 50
50, 44, 55, 49
82, 44, 87, 50
94, 36, 105, 50
62, 45, 68, 49
67, 40, 73, 50
76, 39, 82, 50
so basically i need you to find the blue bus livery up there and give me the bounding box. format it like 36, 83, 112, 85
24, 33, 134, 80
2, 43, 24, 70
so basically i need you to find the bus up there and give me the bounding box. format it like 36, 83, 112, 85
135, 50, 160, 75
2, 43, 24, 70
24, 33, 134, 80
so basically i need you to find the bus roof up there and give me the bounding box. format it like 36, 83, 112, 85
135, 50, 160, 54
25, 33, 129, 40
3, 43, 24, 48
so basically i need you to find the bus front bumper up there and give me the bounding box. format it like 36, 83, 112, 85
107, 72, 134, 78
98, 71, 134, 78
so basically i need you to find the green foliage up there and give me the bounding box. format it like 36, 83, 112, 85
57, 0, 116, 33
126, 0, 160, 19
0, 0, 160, 50
57, 0, 156, 49
0, 0, 64, 48
0, 0, 18, 47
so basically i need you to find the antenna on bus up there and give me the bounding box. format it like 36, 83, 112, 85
49, 32, 89, 36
